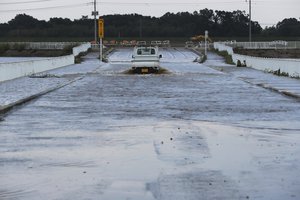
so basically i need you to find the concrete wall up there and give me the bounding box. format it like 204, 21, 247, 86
73, 43, 91, 57
0, 55, 74, 82
214, 42, 234, 55
214, 42, 300, 77
0, 43, 91, 82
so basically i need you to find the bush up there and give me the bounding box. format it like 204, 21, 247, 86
12, 43, 26, 52
200, 55, 207, 63
0, 43, 10, 54
62, 45, 74, 55
62, 43, 79, 55
214, 49, 234, 65
273, 68, 289, 77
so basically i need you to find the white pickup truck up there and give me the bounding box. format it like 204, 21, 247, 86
131, 46, 162, 73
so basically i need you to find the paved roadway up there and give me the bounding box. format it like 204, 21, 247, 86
1, 48, 300, 200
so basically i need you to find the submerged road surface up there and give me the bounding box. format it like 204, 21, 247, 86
1, 48, 300, 200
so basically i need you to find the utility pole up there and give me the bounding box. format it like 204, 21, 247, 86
92, 0, 98, 43
246, 0, 252, 42
205, 30, 208, 56
139, 18, 142, 38
98, 19, 104, 62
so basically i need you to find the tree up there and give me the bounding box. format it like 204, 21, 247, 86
8, 14, 40, 29
276, 18, 300, 36
0, 12, 294, 39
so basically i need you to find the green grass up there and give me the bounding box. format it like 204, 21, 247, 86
62, 44, 79, 54
0, 43, 10, 54
270, 69, 289, 77
12, 43, 26, 51
0, 42, 81, 57
0, 37, 93, 42
200, 55, 207, 63
212, 49, 234, 65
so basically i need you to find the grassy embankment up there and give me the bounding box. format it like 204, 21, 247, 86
0, 43, 78, 57
211, 49, 234, 65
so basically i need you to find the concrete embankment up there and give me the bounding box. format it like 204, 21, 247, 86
0, 43, 91, 82
214, 42, 300, 77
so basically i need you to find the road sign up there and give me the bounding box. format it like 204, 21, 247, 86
92, 11, 99, 16
98, 18, 104, 38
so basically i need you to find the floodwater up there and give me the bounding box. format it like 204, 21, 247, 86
0, 57, 50, 63
0, 48, 300, 200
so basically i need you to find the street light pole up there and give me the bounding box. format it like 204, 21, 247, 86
246, 0, 252, 42
249, 0, 252, 42
205, 30, 208, 56
92, 0, 98, 43
139, 18, 142, 38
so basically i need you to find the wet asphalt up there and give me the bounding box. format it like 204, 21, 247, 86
0, 48, 300, 200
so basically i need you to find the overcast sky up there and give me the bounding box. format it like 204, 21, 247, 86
0, 0, 299, 27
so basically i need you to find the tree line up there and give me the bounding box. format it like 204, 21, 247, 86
0, 9, 299, 40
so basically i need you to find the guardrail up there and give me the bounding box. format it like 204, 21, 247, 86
91, 40, 172, 48
214, 42, 300, 77
219, 41, 300, 49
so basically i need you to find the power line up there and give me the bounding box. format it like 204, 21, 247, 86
0, 0, 296, 6
0, 0, 291, 7
97, 1, 247, 6
0, 1, 248, 13
96, 0, 298, 7
0, 0, 54, 5
246, 0, 252, 42
0, 0, 295, 14
0, 2, 93, 13
96, 0, 286, 5
92, 0, 98, 43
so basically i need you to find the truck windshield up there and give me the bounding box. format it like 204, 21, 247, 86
136, 48, 156, 55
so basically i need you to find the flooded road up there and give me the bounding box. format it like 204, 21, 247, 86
1, 48, 300, 199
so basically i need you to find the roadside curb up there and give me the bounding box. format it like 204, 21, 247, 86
103, 48, 115, 62
188, 48, 203, 56
104, 48, 115, 57
241, 79, 300, 100
206, 62, 300, 100
256, 83, 300, 100
186, 48, 205, 63
0, 76, 84, 115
